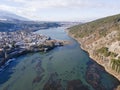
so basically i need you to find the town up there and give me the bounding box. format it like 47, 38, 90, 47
0, 31, 67, 68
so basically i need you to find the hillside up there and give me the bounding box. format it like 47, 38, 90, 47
0, 10, 29, 21
0, 10, 61, 32
0, 21, 61, 32
69, 14, 120, 83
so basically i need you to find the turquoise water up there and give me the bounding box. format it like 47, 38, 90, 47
0, 27, 119, 90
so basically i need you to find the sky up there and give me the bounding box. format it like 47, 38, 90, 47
0, 0, 120, 21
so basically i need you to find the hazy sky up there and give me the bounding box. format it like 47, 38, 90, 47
0, 0, 120, 21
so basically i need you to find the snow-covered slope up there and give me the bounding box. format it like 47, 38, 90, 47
0, 10, 29, 21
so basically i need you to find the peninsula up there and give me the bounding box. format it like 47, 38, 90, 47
0, 31, 68, 69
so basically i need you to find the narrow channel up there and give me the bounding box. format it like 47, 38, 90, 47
0, 27, 119, 90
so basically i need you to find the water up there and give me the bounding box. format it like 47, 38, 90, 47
0, 27, 119, 90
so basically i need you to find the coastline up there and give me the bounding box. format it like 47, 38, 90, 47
0, 39, 68, 68
68, 32, 120, 90
0, 31, 70, 69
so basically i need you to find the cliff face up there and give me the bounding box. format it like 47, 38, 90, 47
69, 14, 120, 82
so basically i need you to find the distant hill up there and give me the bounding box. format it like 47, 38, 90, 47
0, 10, 29, 21
69, 14, 120, 81
0, 21, 61, 32
0, 10, 62, 32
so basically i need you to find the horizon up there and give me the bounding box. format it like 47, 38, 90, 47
0, 0, 120, 22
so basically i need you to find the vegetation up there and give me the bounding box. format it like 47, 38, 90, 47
96, 47, 118, 57
69, 14, 120, 38
97, 47, 119, 72
69, 13, 120, 74
111, 59, 120, 73
97, 47, 110, 57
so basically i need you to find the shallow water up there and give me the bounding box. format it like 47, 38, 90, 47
0, 27, 119, 90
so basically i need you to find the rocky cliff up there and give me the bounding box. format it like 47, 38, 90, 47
69, 14, 120, 86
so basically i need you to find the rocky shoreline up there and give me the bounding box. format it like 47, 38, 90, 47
68, 32, 120, 90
